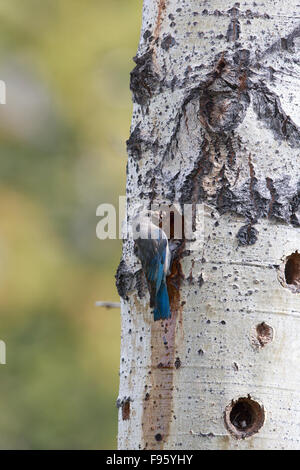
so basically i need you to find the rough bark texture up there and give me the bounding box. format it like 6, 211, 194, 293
117, 0, 300, 450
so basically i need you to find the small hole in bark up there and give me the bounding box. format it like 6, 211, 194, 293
284, 252, 300, 292
174, 357, 181, 369
255, 322, 273, 348
122, 398, 131, 421
155, 433, 162, 442
224, 396, 264, 439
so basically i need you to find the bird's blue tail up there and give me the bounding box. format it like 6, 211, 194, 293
154, 281, 171, 321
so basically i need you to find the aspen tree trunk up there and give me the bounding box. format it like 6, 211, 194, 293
116, 0, 300, 450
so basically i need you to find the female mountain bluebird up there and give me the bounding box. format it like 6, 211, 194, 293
133, 210, 171, 321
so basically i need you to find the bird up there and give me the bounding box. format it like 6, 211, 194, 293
133, 210, 171, 321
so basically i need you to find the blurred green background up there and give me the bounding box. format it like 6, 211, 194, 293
0, 0, 141, 449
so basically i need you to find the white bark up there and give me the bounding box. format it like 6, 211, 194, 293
117, 0, 300, 450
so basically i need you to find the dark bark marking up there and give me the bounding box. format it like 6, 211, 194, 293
264, 177, 300, 224
266, 177, 275, 218
236, 224, 258, 246
115, 260, 146, 301
226, 6, 241, 42
161, 34, 176, 51
126, 124, 143, 160
258, 25, 300, 60
199, 85, 249, 133
197, 7, 270, 19
217, 176, 300, 227
116, 396, 131, 421
198, 273, 204, 287
252, 83, 300, 148
181, 53, 250, 137
127, 123, 161, 162
130, 51, 160, 106
115, 259, 134, 300
248, 153, 257, 212
122, 399, 131, 420
174, 357, 181, 369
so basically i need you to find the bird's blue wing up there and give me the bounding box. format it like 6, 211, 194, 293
154, 280, 171, 320
136, 232, 167, 307
146, 245, 166, 294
